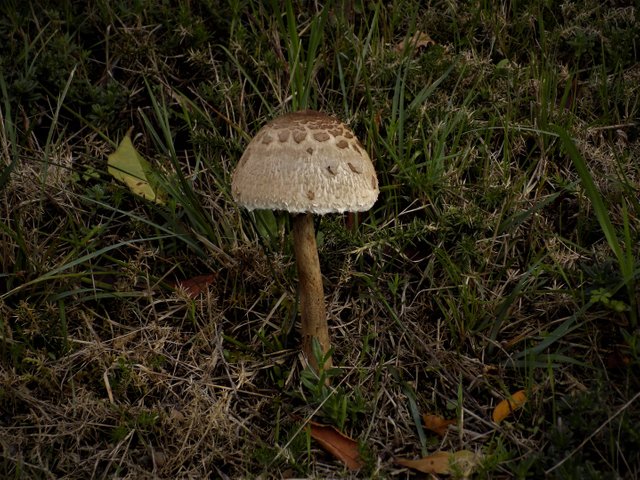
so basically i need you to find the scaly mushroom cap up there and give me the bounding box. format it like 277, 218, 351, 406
232, 110, 379, 214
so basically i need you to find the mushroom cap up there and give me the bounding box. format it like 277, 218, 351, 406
231, 110, 379, 214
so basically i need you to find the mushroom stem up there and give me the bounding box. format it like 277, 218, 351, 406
292, 213, 332, 371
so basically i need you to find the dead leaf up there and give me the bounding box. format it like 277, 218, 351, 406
394, 31, 435, 53
169, 408, 185, 422
606, 350, 632, 369
492, 389, 527, 423
423, 413, 456, 436
307, 422, 363, 470
174, 274, 216, 298
396, 450, 478, 475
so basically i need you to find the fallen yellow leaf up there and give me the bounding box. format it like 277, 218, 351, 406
107, 131, 165, 204
423, 413, 456, 437
396, 450, 478, 475
492, 389, 527, 423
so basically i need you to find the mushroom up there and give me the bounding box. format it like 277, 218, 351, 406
231, 110, 378, 371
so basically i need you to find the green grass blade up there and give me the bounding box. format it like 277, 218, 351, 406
1, 234, 179, 300
0, 74, 19, 189
552, 124, 636, 326
551, 125, 625, 267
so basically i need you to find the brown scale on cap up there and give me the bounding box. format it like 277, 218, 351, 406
313, 132, 331, 142
347, 162, 361, 174
293, 130, 307, 143
278, 130, 289, 142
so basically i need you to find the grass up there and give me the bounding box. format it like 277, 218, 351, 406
1, 0, 639, 478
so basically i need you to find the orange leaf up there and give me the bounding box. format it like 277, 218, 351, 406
396, 450, 478, 475
492, 389, 527, 423
307, 422, 363, 470
423, 413, 456, 436
174, 274, 216, 298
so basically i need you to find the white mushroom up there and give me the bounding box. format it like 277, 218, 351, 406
232, 110, 379, 371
